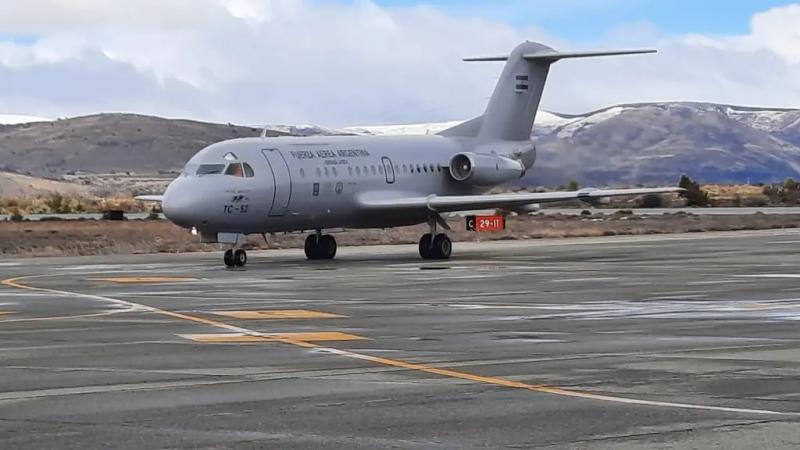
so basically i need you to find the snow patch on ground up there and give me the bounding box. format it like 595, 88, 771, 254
724, 107, 800, 132
343, 121, 462, 136
556, 106, 626, 139
0, 114, 53, 125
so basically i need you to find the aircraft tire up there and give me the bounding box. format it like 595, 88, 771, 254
304, 235, 320, 260
224, 249, 236, 267
234, 249, 248, 267
418, 233, 433, 259
432, 234, 452, 260
319, 235, 337, 260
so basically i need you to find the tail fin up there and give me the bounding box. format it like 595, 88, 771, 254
458, 41, 655, 142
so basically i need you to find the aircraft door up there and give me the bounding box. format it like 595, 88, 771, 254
261, 149, 292, 216
381, 157, 395, 184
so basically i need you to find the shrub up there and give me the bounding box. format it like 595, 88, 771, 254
639, 194, 663, 208
678, 175, 710, 206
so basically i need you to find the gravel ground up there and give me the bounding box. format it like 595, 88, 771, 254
2, 211, 799, 257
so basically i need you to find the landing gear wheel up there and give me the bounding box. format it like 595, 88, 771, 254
305, 234, 337, 260
418, 233, 433, 259
233, 249, 247, 267
318, 235, 337, 260
432, 234, 452, 260
223, 249, 235, 267
305, 235, 320, 260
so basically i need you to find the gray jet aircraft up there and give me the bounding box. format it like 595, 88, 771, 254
137, 41, 680, 267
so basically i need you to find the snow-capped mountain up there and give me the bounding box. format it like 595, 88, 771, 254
3, 103, 800, 186
330, 102, 800, 185
0, 114, 53, 125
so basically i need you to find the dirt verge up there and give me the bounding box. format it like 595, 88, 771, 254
1, 212, 798, 258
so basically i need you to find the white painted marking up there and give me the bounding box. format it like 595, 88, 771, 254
551, 277, 619, 283
735, 274, 800, 279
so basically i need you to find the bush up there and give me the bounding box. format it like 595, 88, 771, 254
678, 175, 710, 207
10, 208, 23, 222
567, 180, 580, 191
639, 194, 663, 208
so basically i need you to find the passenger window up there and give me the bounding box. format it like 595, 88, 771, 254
224, 163, 245, 177
300, 168, 306, 178
416, 164, 421, 173
423, 165, 428, 173
316, 167, 322, 177
324, 167, 330, 177
402, 165, 408, 174
332, 167, 338, 177
243, 163, 254, 178
348, 166, 353, 176
379, 165, 384, 175
371, 166, 377, 175
363, 166, 368, 176
356, 166, 361, 175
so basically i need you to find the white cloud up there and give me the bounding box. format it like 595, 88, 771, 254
0, 1, 798, 126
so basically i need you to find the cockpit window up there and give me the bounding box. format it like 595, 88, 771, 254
225, 163, 245, 177
196, 164, 225, 175
181, 163, 198, 177
243, 163, 254, 178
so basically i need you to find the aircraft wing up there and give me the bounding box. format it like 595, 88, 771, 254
358, 187, 682, 213
134, 195, 164, 202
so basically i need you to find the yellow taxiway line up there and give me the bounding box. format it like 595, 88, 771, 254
1, 274, 796, 417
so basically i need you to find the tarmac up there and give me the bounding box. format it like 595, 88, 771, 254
1, 229, 800, 449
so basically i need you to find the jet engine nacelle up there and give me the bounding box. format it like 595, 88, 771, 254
449, 152, 525, 186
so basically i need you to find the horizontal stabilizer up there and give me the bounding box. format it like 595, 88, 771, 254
524, 49, 656, 62
464, 49, 656, 63
134, 195, 164, 202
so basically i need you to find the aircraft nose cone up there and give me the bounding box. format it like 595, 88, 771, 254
162, 179, 203, 228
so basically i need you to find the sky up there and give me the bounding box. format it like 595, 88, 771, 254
1, 0, 799, 126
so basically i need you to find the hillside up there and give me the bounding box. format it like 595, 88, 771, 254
0, 171, 90, 197
1, 103, 799, 192
0, 114, 273, 177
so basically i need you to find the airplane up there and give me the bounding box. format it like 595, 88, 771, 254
136, 41, 681, 267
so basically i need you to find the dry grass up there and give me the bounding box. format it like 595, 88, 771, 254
2, 212, 798, 257
0, 196, 153, 215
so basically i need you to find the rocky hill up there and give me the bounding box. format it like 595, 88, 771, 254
1, 103, 799, 194
0, 114, 274, 178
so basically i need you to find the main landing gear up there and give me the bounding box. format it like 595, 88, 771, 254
223, 248, 247, 268
418, 233, 452, 260
305, 233, 337, 260
419, 214, 452, 260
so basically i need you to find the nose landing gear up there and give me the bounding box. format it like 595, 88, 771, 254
224, 248, 248, 268
305, 233, 337, 260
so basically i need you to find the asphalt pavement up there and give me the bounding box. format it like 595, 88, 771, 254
1, 229, 800, 449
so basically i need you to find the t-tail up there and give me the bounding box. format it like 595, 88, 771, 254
440, 41, 656, 142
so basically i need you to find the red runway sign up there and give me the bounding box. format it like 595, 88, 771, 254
466, 214, 506, 232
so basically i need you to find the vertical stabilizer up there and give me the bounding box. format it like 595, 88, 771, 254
474, 41, 553, 142
460, 42, 655, 143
